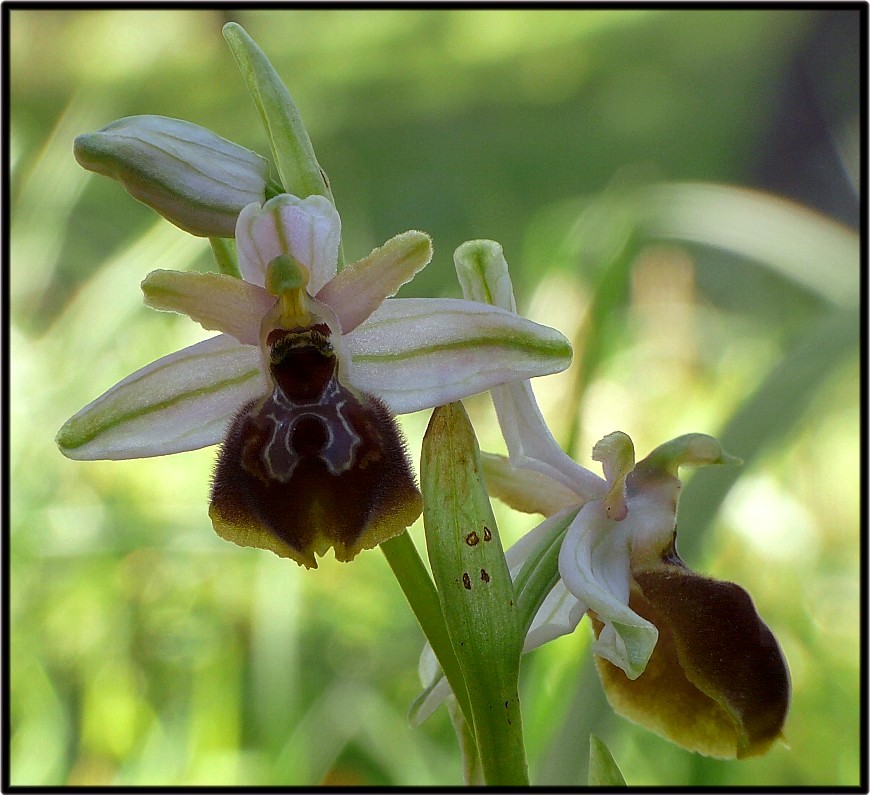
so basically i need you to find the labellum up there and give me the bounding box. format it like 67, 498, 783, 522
210, 321, 422, 568
591, 549, 791, 759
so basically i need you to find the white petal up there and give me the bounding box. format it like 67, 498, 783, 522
523, 581, 587, 652
410, 668, 453, 727
56, 335, 269, 460
142, 269, 275, 346
491, 380, 607, 501
503, 508, 588, 651
558, 501, 658, 679
482, 452, 580, 516
316, 230, 432, 333
343, 297, 572, 414
235, 194, 340, 292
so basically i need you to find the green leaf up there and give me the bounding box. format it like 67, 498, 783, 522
588, 734, 627, 786
421, 402, 528, 786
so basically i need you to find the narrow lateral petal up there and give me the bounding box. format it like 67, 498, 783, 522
491, 381, 607, 500
235, 193, 340, 292
142, 269, 275, 346
344, 297, 572, 414
453, 239, 604, 500
482, 452, 581, 516
592, 432, 635, 521
559, 501, 658, 679
316, 230, 432, 333
56, 335, 268, 460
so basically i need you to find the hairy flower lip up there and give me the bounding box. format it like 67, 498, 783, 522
595, 565, 791, 759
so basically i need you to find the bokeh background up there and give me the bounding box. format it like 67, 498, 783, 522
9, 8, 861, 787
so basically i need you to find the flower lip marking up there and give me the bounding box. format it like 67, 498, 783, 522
255, 325, 362, 481
211, 319, 422, 569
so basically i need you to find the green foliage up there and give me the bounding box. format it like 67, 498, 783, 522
588, 734, 627, 786
10, 8, 859, 787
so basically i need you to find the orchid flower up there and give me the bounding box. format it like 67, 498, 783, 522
415, 240, 790, 760
56, 196, 572, 569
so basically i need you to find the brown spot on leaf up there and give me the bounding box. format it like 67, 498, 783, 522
465, 530, 480, 546
480, 568, 490, 583
483, 526, 492, 542
462, 572, 472, 590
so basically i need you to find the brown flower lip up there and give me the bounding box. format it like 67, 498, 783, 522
210, 325, 422, 569
593, 559, 790, 759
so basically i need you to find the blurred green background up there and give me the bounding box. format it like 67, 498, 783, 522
9, 8, 861, 787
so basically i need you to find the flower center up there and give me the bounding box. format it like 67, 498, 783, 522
265, 253, 314, 329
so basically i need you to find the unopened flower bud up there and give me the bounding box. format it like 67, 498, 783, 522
74, 115, 270, 237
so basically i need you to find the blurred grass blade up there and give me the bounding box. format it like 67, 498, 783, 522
11, 91, 110, 326
677, 305, 859, 560
632, 183, 859, 308
588, 734, 626, 786
421, 402, 528, 785
562, 212, 638, 457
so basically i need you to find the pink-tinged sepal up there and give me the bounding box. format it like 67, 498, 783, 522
209, 324, 422, 568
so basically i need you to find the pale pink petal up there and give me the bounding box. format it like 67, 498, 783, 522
235, 194, 340, 291
142, 269, 275, 346
316, 230, 432, 333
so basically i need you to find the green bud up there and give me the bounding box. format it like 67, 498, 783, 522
74, 115, 270, 237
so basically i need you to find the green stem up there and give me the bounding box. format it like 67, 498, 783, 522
380, 532, 474, 732
208, 237, 240, 278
